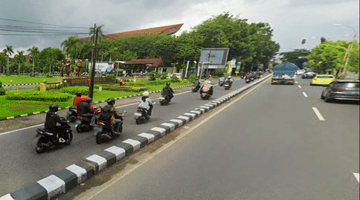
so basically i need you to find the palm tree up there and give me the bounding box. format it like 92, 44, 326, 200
61, 35, 82, 59
27, 46, 39, 74
3, 45, 14, 74
14, 50, 26, 74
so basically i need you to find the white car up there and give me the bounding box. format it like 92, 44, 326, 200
296, 70, 304, 75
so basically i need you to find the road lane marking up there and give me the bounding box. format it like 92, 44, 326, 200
81, 76, 271, 200
312, 107, 325, 121
295, 81, 298, 84
353, 173, 359, 183
298, 85, 302, 88
302, 92, 308, 97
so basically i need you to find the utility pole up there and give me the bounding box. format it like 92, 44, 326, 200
89, 24, 98, 99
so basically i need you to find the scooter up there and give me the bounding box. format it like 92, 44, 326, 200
192, 85, 200, 92
218, 77, 226, 86
95, 111, 127, 144
200, 93, 211, 100
159, 95, 169, 105
66, 107, 78, 123
224, 81, 231, 90
75, 106, 100, 133
35, 119, 73, 153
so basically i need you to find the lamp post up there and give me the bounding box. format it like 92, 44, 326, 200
333, 24, 358, 77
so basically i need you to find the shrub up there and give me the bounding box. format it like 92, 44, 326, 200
188, 74, 196, 82
5, 91, 71, 102
0, 81, 2, 88
46, 75, 53, 78
171, 74, 180, 82
0, 88, 5, 95
160, 72, 168, 79
147, 71, 157, 81
35, 85, 40, 91
61, 86, 90, 95
95, 84, 147, 92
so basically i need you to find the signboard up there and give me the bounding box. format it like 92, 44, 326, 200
199, 48, 229, 65
88, 62, 113, 72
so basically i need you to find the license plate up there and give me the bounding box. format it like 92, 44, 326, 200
134, 113, 142, 116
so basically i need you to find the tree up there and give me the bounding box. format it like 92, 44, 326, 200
279, 49, 310, 69
61, 35, 82, 59
38, 48, 65, 73
27, 46, 40, 73
14, 51, 26, 74
3, 45, 14, 74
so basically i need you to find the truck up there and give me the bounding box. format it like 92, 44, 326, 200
271, 61, 299, 85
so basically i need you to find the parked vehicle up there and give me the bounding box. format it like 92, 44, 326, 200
95, 110, 127, 144
271, 61, 299, 85
310, 75, 335, 86
321, 80, 360, 102
35, 119, 73, 153
302, 71, 316, 79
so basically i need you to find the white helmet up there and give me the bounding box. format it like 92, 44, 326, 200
205, 81, 211, 84
228, 76, 231, 78
143, 91, 149, 97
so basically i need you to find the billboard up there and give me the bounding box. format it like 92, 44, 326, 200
199, 48, 229, 65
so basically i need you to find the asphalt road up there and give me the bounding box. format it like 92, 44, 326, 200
0, 76, 252, 196
63, 76, 359, 200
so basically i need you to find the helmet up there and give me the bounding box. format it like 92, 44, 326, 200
86, 97, 92, 103
107, 98, 116, 106
205, 81, 211, 84
49, 104, 59, 112
227, 76, 231, 78
143, 91, 149, 97
166, 82, 171, 86
76, 92, 82, 97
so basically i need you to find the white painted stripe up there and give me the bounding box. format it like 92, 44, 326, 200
312, 107, 325, 121
178, 116, 190, 122
295, 81, 298, 84
0, 124, 43, 136
37, 175, 65, 199
200, 106, 210, 110
184, 113, 196, 118
170, 119, 183, 126
195, 108, 205, 113
161, 123, 175, 131
298, 85, 302, 88
353, 173, 359, 183
33, 111, 40, 114
85, 155, 107, 172
20, 114, 28, 117
138, 132, 155, 143
122, 139, 141, 151
150, 127, 167, 136
105, 146, 126, 161
0, 194, 14, 200
302, 92, 308, 97
190, 110, 201, 115
66, 164, 87, 184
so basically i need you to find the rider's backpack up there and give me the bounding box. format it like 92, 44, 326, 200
99, 105, 112, 122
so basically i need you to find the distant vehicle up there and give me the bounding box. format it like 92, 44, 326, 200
310, 74, 335, 86
82, 72, 88, 76
296, 70, 304, 75
271, 61, 299, 85
105, 67, 114, 73
321, 80, 360, 102
302, 71, 316, 79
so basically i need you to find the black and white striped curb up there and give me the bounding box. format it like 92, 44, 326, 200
0, 85, 192, 121
2, 83, 39, 87
0, 76, 270, 200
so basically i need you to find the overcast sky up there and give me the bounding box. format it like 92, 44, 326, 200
0, 0, 358, 58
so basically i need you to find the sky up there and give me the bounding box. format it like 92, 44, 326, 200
0, 0, 358, 58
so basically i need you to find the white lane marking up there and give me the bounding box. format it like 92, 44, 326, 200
353, 173, 359, 183
295, 81, 298, 84
298, 85, 302, 88
312, 107, 325, 121
82, 75, 271, 200
302, 92, 308, 97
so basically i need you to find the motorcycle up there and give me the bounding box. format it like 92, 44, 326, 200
95, 110, 127, 144
218, 77, 226, 86
192, 85, 200, 92
75, 106, 100, 133
66, 107, 78, 123
159, 90, 174, 106
224, 81, 231, 90
200, 92, 211, 100
35, 119, 73, 153
245, 72, 255, 83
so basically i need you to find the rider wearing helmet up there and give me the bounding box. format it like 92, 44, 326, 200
226, 76, 234, 86
77, 97, 96, 126
161, 82, 174, 102
138, 91, 154, 116
45, 104, 68, 142
72, 92, 83, 108
99, 98, 125, 134
194, 76, 201, 90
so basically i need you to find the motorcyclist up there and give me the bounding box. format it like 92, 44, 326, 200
99, 98, 125, 135
44, 104, 68, 143
72, 92, 83, 108
138, 91, 154, 116
161, 82, 174, 102
194, 77, 201, 90
200, 80, 213, 95
219, 75, 226, 85
225, 76, 234, 86
77, 97, 96, 126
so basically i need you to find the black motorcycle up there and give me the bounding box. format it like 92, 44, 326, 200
245, 72, 255, 83
134, 107, 151, 124
224, 81, 231, 90
66, 107, 78, 123
200, 92, 211, 100
218, 77, 226, 86
75, 107, 100, 133
192, 85, 200, 92
35, 120, 73, 153
95, 111, 126, 144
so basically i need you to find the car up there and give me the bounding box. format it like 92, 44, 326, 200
310, 74, 335, 86
296, 70, 304, 75
321, 80, 360, 102
82, 72, 88, 76
302, 71, 316, 79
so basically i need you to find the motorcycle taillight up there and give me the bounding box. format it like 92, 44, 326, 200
137, 108, 142, 112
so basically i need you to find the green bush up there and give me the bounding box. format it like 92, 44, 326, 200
160, 72, 168, 79
0, 81, 2, 88
0, 88, 5, 95
5, 91, 72, 102
94, 84, 147, 92
46, 75, 53, 78
61, 86, 90, 95
35, 85, 40, 91
147, 71, 157, 81
188, 75, 196, 82
171, 74, 180, 82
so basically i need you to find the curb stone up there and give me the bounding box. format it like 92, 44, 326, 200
0, 76, 271, 200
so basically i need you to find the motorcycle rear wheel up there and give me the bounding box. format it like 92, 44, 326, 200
96, 133, 104, 144
64, 131, 73, 145
36, 137, 47, 153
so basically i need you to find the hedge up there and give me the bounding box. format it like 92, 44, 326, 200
61, 86, 90, 95
95, 84, 147, 92
0, 88, 5, 95
5, 91, 72, 102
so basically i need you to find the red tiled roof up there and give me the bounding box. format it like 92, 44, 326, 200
25, 55, 32, 61
81, 24, 183, 42
0, 52, 5, 57
124, 58, 163, 67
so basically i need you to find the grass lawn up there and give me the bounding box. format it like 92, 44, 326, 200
0, 75, 58, 85
0, 80, 191, 118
